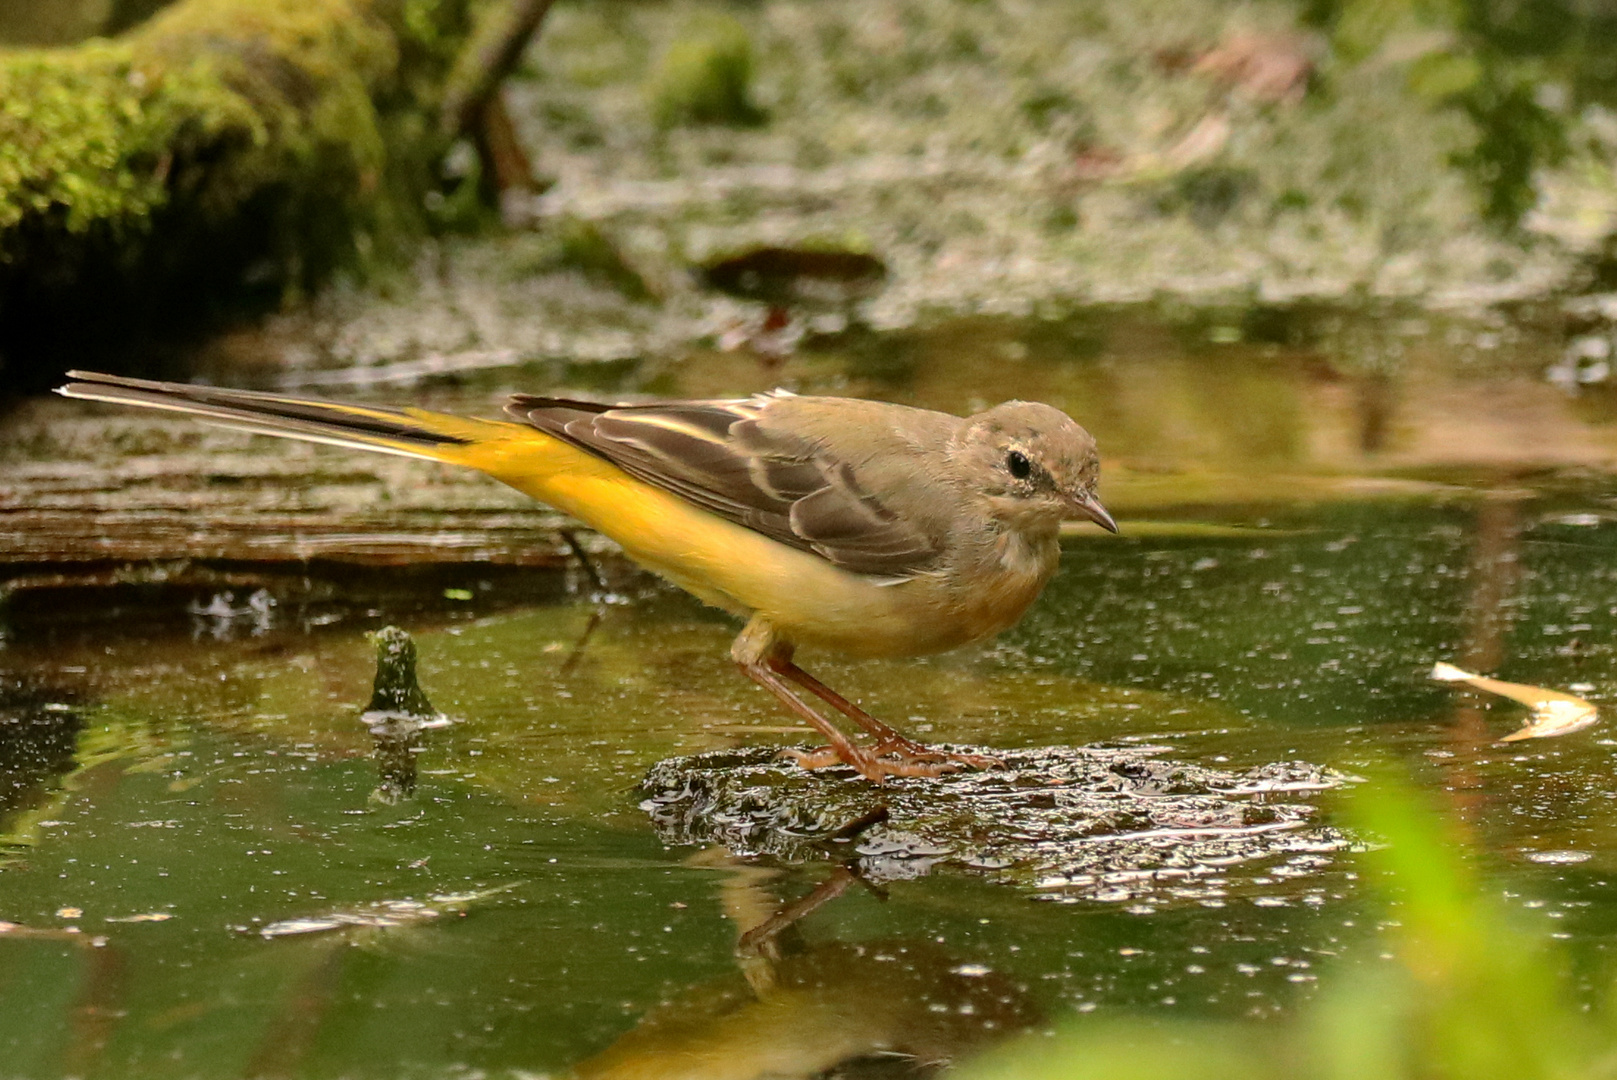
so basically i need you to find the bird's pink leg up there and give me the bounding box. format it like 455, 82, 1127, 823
774, 658, 1002, 771
732, 618, 964, 781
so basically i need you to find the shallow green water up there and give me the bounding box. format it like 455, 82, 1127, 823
7, 305, 1617, 1077
5, 491, 1617, 1077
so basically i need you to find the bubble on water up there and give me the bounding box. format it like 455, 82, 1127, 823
1526, 850, 1592, 864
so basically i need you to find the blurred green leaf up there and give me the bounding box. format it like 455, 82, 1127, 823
1406, 50, 1483, 99
1332, 0, 1417, 63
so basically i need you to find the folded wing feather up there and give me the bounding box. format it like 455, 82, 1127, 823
506, 395, 942, 578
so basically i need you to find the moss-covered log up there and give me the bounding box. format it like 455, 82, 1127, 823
0, 0, 481, 389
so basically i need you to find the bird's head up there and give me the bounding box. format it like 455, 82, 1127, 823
955, 401, 1116, 535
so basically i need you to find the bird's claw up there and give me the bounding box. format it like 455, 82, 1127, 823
778, 741, 1002, 781
777, 746, 844, 771
872, 737, 1004, 771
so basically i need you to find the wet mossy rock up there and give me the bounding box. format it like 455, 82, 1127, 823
0, 0, 479, 386
641, 746, 1354, 907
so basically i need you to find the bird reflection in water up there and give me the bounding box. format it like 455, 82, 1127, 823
574, 844, 1042, 1080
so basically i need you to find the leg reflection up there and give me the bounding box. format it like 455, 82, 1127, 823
572, 846, 1041, 1079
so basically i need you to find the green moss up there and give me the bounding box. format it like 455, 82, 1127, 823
0, 42, 176, 237
645, 12, 766, 129
0, 0, 479, 377
0, 0, 399, 246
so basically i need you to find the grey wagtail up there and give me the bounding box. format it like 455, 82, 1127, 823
58, 372, 1117, 782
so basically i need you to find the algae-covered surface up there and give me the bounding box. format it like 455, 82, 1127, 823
7, 300, 1617, 1076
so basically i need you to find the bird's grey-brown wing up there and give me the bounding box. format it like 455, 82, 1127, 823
505, 394, 943, 578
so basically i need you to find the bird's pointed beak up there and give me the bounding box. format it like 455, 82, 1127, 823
1067, 491, 1119, 533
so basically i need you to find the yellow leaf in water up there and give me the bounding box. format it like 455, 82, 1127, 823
1430, 662, 1599, 741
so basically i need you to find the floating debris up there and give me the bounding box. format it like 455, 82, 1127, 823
252, 886, 514, 939
187, 588, 275, 621
255, 901, 442, 938
640, 745, 1352, 907
0, 920, 103, 944
1526, 850, 1592, 865
701, 246, 887, 309
188, 588, 276, 639
1430, 662, 1599, 742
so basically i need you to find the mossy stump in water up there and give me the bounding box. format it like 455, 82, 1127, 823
0, 0, 479, 384
362, 625, 444, 803
364, 625, 438, 722
641, 745, 1354, 908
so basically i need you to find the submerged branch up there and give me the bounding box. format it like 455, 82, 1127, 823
439, 0, 554, 139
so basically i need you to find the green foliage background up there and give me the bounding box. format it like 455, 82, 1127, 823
1307, 0, 1617, 230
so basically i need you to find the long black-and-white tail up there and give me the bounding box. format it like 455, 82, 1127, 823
57, 371, 521, 462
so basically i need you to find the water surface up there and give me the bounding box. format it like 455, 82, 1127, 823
5, 306, 1617, 1077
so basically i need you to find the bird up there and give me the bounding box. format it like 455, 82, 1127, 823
57, 371, 1117, 782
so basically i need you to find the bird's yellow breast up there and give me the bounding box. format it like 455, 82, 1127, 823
455, 431, 1053, 660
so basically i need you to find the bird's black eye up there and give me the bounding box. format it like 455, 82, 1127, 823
1006, 450, 1032, 480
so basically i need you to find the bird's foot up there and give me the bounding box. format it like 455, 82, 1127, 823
778, 741, 1001, 781
781, 746, 958, 780
871, 736, 1004, 771
778, 746, 845, 770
